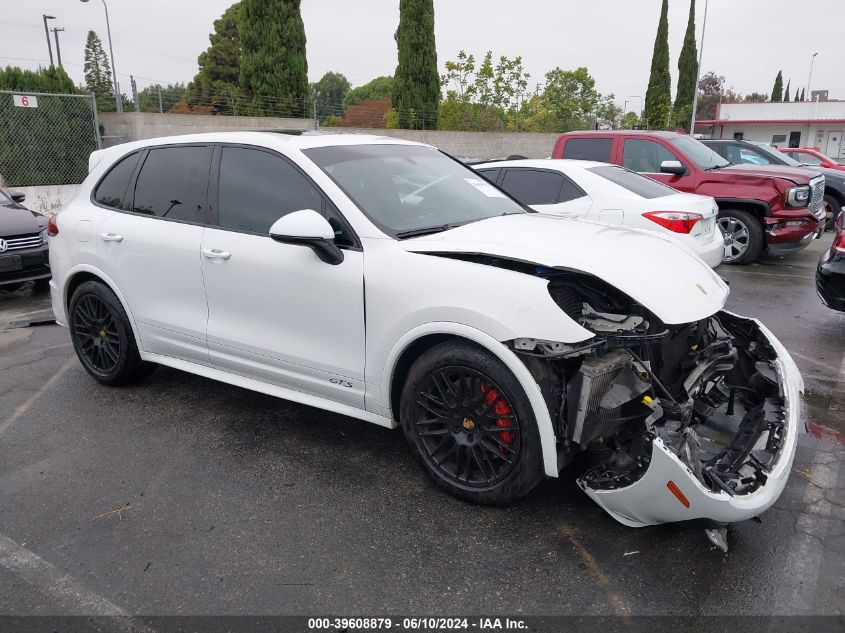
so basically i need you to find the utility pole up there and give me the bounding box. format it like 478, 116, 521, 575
51, 27, 65, 69
806, 52, 819, 100
689, 0, 710, 135
42, 15, 56, 67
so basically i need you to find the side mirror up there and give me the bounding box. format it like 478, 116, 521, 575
10, 191, 25, 203
660, 160, 687, 176
268, 209, 344, 265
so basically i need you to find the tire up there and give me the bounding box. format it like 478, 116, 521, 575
68, 280, 155, 386
399, 341, 545, 505
823, 194, 841, 232
718, 209, 764, 265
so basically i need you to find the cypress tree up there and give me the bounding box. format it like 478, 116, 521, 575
644, 0, 672, 129
784, 79, 791, 101
795, 88, 800, 101
84, 30, 115, 112
186, 3, 241, 113
239, 0, 308, 117
392, 0, 439, 129
771, 70, 783, 102
800, 88, 806, 101
674, 0, 698, 129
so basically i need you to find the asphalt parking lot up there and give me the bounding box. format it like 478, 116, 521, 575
0, 239, 843, 621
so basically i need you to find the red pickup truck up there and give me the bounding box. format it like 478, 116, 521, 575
552, 130, 826, 264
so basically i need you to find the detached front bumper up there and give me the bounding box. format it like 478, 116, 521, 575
578, 315, 804, 527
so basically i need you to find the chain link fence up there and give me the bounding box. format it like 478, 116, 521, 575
0, 90, 101, 188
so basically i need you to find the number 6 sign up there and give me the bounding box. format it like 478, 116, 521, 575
13, 95, 38, 108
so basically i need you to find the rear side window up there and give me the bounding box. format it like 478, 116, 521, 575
477, 168, 500, 184
588, 166, 678, 199
94, 152, 141, 209
217, 147, 324, 234
132, 146, 211, 222
562, 138, 613, 162
500, 169, 565, 205
622, 139, 677, 173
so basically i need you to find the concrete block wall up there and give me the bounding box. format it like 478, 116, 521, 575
96, 113, 559, 159
15, 184, 80, 215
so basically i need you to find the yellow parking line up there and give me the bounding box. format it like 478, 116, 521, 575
0, 358, 75, 437
560, 524, 631, 615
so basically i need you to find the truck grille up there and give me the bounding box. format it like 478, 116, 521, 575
809, 176, 825, 219
0, 233, 44, 252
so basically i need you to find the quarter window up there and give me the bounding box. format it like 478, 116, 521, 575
217, 147, 323, 234
94, 152, 142, 210
562, 138, 613, 162
622, 139, 678, 173
500, 169, 565, 205
132, 147, 211, 222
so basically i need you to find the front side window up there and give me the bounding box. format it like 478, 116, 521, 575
217, 147, 323, 234
94, 152, 142, 210
562, 138, 613, 162
588, 165, 678, 199
132, 147, 211, 222
725, 145, 772, 165
751, 143, 801, 166
623, 139, 679, 173
500, 169, 565, 205
668, 136, 730, 170
303, 144, 526, 237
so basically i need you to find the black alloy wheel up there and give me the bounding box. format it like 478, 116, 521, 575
412, 366, 522, 487
71, 293, 121, 375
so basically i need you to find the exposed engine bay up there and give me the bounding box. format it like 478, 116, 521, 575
508, 268, 790, 509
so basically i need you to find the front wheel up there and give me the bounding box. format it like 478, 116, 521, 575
399, 341, 545, 505
823, 195, 841, 232
718, 209, 764, 265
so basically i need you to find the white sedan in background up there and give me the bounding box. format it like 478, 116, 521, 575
474, 159, 726, 268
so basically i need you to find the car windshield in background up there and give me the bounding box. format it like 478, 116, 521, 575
669, 136, 730, 170
303, 144, 526, 237
752, 142, 802, 167
588, 165, 678, 199
0, 189, 12, 205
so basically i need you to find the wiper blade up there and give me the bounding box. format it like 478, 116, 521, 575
705, 164, 726, 171
395, 224, 454, 239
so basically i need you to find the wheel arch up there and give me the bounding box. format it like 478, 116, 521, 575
824, 186, 845, 206
382, 322, 560, 478
63, 265, 142, 347
714, 198, 770, 221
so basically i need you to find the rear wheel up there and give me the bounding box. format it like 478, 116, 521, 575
399, 341, 544, 505
69, 280, 155, 386
718, 209, 764, 265
823, 194, 841, 232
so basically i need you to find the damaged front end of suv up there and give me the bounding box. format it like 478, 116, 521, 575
507, 268, 803, 538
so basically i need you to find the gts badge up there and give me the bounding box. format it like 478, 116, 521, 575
330, 378, 353, 389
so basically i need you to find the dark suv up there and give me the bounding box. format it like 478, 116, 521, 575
702, 138, 844, 231
552, 131, 825, 264
0, 188, 50, 289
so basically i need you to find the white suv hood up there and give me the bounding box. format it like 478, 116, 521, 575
401, 214, 729, 325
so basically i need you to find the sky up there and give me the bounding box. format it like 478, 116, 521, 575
1, 0, 842, 111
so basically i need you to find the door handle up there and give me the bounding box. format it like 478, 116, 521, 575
202, 248, 231, 260
99, 232, 123, 242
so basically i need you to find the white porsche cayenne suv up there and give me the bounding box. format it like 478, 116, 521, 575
49, 132, 802, 539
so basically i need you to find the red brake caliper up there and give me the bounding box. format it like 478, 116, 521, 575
481, 384, 515, 449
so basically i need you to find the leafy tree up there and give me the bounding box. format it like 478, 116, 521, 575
392, 0, 439, 129
644, 0, 672, 129
186, 3, 241, 113
138, 83, 187, 113
620, 111, 642, 129
84, 30, 115, 112
0, 66, 94, 186
695, 71, 724, 121
784, 79, 791, 101
743, 92, 768, 103
239, 0, 309, 117
438, 51, 530, 131
343, 76, 393, 109
771, 70, 783, 102
312, 71, 350, 121
674, 0, 698, 130
522, 67, 621, 132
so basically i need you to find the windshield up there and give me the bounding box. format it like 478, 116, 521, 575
752, 142, 802, 167
669, 136, 730, 170
0, 189, 12, 205
588, 165, 678, 199
303, 144, 526, 236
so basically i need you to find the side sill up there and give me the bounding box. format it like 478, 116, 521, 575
140, 352, 398, 430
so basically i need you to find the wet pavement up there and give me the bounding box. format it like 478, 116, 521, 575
0, 239, 842, 619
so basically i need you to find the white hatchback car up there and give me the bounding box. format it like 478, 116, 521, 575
49, 133, 802, 543
474, 159, 726, 268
